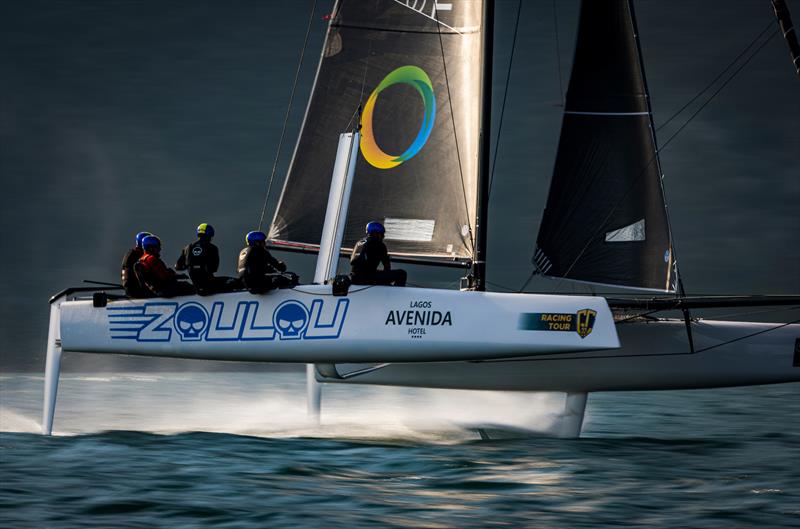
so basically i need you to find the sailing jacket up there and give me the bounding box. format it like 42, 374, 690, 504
350, 236, 391, 279
135, 253, 177, 296
237, 245, 286, 279
176, 238, 219, 287
121, 247, 147, 297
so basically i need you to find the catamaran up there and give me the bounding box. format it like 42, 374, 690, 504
43, 0, 800, 438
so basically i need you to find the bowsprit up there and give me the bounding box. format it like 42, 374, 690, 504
107, 298, 349, 343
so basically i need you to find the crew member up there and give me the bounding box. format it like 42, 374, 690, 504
350, 221, 407, 286
135, 235, 195, 298
237, 231, 298, 294
175, 223, 235, 295
121, 231, 151, 298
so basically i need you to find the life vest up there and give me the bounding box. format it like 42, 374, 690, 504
185, 240, 214, 273
121, 247, 144, 292
136, 253, 174, 291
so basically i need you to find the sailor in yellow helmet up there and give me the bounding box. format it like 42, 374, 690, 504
176, 223, 235, 295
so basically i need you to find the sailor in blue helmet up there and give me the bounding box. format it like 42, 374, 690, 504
175, 223, 238, 295
237, 231, 299, 294
134, 235, 195, 298
121, 231, 152, 297
350, 221, 407, 286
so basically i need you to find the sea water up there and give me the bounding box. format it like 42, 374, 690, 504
1, 372, 798, 528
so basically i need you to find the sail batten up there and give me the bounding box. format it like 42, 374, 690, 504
534, 0, 676, 293
270, 1, 483, 263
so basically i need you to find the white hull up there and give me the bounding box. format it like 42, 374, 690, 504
323, 319, 800, 391
57, 286, 619, 362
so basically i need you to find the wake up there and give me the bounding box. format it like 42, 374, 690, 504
1, 373, 571, 441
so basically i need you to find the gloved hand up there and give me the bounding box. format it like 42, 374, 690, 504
276, 261, 287, 273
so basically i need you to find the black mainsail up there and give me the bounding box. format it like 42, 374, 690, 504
269, 0, 484, 266
772, 0, 800, 78
534, 0, 676, 292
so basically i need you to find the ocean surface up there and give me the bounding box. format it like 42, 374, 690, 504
1, 372, 799, 528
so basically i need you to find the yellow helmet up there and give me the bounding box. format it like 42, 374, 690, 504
196, 223, 215, 237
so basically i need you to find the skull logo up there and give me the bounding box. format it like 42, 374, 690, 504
174, 303, 209, 341
273, 301, 309, 340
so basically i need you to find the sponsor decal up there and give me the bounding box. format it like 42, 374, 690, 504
385, 300, 452, 339
360, 65, 436, 169
107, 298, 348, 343
517, 308, 597, 339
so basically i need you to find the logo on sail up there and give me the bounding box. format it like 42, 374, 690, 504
360, 65, 436, 169
517, 308, 597, 339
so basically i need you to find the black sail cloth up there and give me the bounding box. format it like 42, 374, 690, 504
269, 0, 483, 266
772, 0, 800, 78
535, 0, 676, 292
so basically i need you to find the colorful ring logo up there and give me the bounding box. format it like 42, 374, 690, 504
360, 65, 436, 170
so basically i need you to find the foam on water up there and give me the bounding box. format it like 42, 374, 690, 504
0, 408, 41, 434
0, 372, 567, 441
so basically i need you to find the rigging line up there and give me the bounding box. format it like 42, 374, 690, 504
257, 0, 318, 232
615, 308, 673, 323
344, 41, 373, 132
627, 0, 681, 299
552, 0, 564, 106
435, 5, 474, 251
487, 0, 523, 200
343, 104, 361, 134
693, 318, 800, 353
550, 28, 777, 294
290, 285, 375, 296
701, 305, 800, 321
485, 280, 517, 292
659, 30, 778, 152
517, 269, 537, 293
358, 41, 373, 107
656, 19, 775, 133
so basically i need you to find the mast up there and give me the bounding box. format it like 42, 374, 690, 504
473, 0, 494, 291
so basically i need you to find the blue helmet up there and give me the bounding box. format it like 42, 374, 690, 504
197, 223, 215, 238
135, 231, 152, 248
246, 231, 267, 245
141, 235, 161, 253
366, 221, 385, 235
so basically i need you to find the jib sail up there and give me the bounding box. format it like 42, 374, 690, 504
534, 0, 676, 292
269, 0, 484, 266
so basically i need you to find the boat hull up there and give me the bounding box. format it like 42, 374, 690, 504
58, 286, 619, 363
322, 319, 800, 391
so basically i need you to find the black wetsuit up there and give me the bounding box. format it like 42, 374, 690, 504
121, 247, 149, 298
237, 245, 296, 294
350, 236, 407, 286
176, 238, 233, 295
